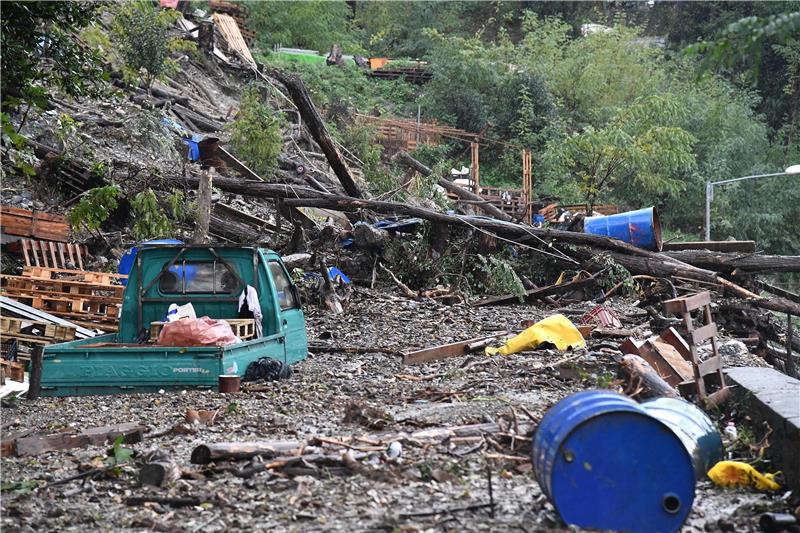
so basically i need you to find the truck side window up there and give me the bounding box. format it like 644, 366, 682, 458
159, 261, 241, 294
268, 261, 298, 310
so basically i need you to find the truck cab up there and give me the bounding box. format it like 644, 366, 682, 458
40, 246, 307, 395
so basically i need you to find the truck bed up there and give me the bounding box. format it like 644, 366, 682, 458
40, 332, 288, 396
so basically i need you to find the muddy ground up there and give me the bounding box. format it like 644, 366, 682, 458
0, 288, 784, 532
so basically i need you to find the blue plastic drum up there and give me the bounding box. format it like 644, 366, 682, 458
584, 207, 662, 251
642, 397, 723, 479
532, 391, 696, 533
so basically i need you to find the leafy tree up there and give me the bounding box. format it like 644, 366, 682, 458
551, 95, 696, 211
227, 86, 283, 178
68, 185, 121, 234
112, 1, 180, 88
0, 1, 104, 107
130, 188, 174, 241
247, 1, 359, 54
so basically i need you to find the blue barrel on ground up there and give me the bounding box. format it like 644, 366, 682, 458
584, 206, 662, 251
118, 239, 184, 286
532, 390, 696, 533
641, 397, 723, 479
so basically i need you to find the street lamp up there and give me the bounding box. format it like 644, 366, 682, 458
704, 165, 800, 241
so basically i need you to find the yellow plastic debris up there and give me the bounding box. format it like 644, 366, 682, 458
707, 460, 781, 491
485, 314, 585, 356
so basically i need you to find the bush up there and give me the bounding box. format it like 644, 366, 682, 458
130, 188, 174, 241
227, 86, 283, 178
113, 1, 179, 88
68, 185, 121, 233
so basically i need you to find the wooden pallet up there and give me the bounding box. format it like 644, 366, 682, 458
0, 360, 25, 382
662, 291, 730, 404
14, 239, 87, 270
0, 206, 69, 242
0, 291, 120, 320
0, 317, 76, 341
2, 275, 124, 299
22, 266, 126, 286
150, 318, 255, 341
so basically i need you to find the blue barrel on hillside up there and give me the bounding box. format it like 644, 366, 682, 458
532, 391, 696, 533
584, 207, 662, 251
642, 397, 723, 479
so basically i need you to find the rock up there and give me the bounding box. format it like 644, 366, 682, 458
718, 340, 748, 359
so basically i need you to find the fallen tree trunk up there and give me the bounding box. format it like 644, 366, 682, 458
209, 213, 271, 243
192, 169, 212, 243
618, 355, 680, 399
472, 275, 599, 307
664, 250, 800, 273
393, 151, 512, 222
182, 174, 329, 200
602, 252, 800, 316
187, 176, 800, 315
271, 69, 363, 198
191, 440, 305, 464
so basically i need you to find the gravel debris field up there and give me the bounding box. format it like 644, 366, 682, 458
0, 289, 782, 532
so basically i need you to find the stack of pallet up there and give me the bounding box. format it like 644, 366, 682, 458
208, 0, 255, 45
1, 317, 77, 378
0, 267, 126, 332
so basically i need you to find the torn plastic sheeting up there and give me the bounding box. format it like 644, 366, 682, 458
707, 461, 781, 491
485, 314, 585, 356
157, 316, 239, 347
373, 218, 423, 233
302, 266, 351, 284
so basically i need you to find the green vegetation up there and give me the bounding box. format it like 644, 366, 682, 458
0, 2, 104, 106
251, 3, 797, 253
112, 1, 182, 88
69, 185, 121, 234
247, 1, 360, 54
227, 86, 283, 178
130, 188, 175, 241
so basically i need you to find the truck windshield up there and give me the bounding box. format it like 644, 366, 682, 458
159, 261, 240, 294
268, 261, 298, 309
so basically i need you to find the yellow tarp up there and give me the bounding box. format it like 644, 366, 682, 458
707, 461, 781, 491
485, 314, 585, 356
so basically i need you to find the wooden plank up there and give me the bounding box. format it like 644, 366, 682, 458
663, 240, 757, 253
48, 241, 57, 268
76, 244, 84, 270
31, 240, 40, 267
663, 292, 711, 315
698, 355, 723, 376
690, 322, 718, 345
57, 243, 66, 269
21, 239, 31, 267
66, 244, 75, 267
13, 422, 145, 457
39, 240, 49, 268
402, 334, 504, 365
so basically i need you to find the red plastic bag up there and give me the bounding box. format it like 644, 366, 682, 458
157, 317, 238, 347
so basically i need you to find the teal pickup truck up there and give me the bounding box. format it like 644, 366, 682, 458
41, 246, 308, 396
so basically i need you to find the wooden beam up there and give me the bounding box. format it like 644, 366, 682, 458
472, 276, 597, 307
271, 69, 363, 198
401, 334, 506, 365
662, 240, 756, 253
9, 422, 145, 457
